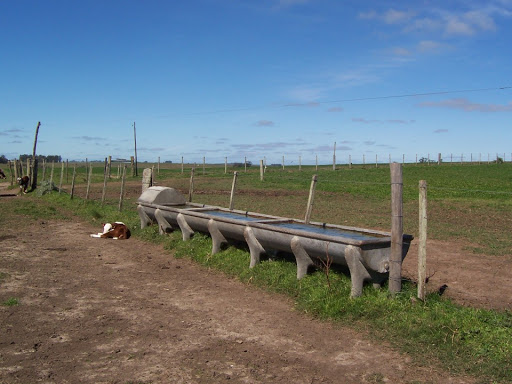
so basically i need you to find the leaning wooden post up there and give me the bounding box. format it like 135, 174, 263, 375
85, 164, 93, 200
119, 165, 127, 211
58, 162, 65, 193
418, 180, 428, 301
188, 168, 195, 202
70, 166, 77, 199
389, 162, 403, 294
101, 167, 108, 205
260, 160, 264, 181
50, 161, 54, 184
30, 121, 41, 190
229, 171, 238, 210
304, 174, 318, 224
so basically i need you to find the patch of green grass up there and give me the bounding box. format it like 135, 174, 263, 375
6, 167, 512, 383
2, 297, 19, 306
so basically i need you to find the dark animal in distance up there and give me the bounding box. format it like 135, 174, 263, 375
17, 176, 30, 194
90, 222, 131, 240
0, 168, 6, 179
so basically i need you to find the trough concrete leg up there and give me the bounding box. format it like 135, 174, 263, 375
208, 219, 228, 255
154, 209, 173, 235
137, 205, 153, 229
244, 226, 265, 268
177, 213, 194, 241
345, 245, 372, 298
290, 236, 315, 279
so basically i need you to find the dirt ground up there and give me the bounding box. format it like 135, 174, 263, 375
0, 181, 509, 383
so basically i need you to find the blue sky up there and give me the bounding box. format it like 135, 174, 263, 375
1, 0, 511, 164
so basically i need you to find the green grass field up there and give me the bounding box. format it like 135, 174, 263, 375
3, 161, 511, 382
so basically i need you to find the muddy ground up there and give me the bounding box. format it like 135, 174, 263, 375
0, 181, 510, 383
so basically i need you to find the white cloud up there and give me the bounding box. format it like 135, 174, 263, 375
418, 98, 512, 112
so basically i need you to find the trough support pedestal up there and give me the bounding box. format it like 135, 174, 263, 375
137, 205, 153, 229
208, 219, 227, 255
290, 236, 315, 279
177, 213, 195, 241
345, 245, 372, 298
154, 209, 173, 235
244, 226, 266, 268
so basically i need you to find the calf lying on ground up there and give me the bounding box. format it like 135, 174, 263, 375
90, 222, 131, 240
17, 176, 29, 194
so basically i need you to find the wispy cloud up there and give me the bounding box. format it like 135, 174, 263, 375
73, 136, 106, 141
360, 4, 508, 38
352, 117, 415, 124
256, 120, 275, 127
418, 98, 512, 112
327, 107, 343, 112
434, 129, 449, 133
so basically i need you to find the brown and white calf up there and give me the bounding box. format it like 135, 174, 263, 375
17, 176, 29, 194
90, 222, 131, 240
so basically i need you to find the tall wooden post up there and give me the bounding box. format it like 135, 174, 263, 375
59, 162, 65, 193
260, 160, 264, 181
157, 157, 160, 175
203, 156, 205, 175
85, 164, 93, 200
8, 161, 14, 186
181, 156, 184, 174
30, 121, 41, 190
418, 180, 428, 301
13, 159, 19, 181
389, 162, 403, 294
304, 174, 318, 224
119, 166, 127, 211
108, 155, 112, 178
131, 156, 135, 176
188, 168, 195, 202
244, 156, 247, 173
229, 172, 238, 210
101, 166, 108, 205
225, 157, 228, 174
70, 166, 77, 199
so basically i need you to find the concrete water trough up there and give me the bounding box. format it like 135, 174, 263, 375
137, 186, 413, 297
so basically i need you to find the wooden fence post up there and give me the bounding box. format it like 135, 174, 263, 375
304, 174, 318, 224
418, 180, 428, 301
50, 161, 54, 184
282, 156, 285, 171
101, 167, 108, 205
188, 168, 195, 202
229, 171, 238, 210
85, 164, 93, 200
58, 162, 64, 193
203, 156, 205, 175
8, 160, 14, 185
181, 156, 184, 174
70, 166, 77, 199
225, 157, 228, 174
389, 162, 403, 294
13, 159, 18, 181
119, 166, 127, 211
66, 159, 69, 183
260, 160, 264, 181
